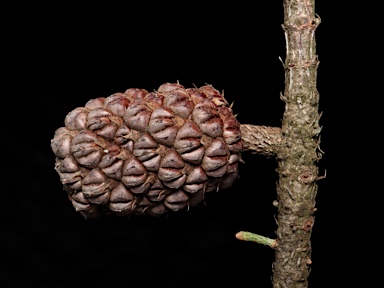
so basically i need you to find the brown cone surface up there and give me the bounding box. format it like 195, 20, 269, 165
51, 83, 242, 218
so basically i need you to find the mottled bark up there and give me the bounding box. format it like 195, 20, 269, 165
272, 0, 321, 287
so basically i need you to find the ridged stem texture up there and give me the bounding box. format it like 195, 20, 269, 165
272, 0, 321, 287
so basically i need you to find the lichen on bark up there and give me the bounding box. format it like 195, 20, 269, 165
272, 0, 321, 287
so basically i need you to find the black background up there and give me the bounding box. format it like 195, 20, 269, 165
1, 2, 380, 287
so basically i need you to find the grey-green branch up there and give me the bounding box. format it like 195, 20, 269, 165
237, 1, 322, 287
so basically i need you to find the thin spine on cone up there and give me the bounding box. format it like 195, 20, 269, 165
51, 83, 243, 218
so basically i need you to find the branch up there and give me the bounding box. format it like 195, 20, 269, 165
272, 1, 321, 287
240, 124, 281, 157
237, 1, 321, 287
236, 231, 277, 248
